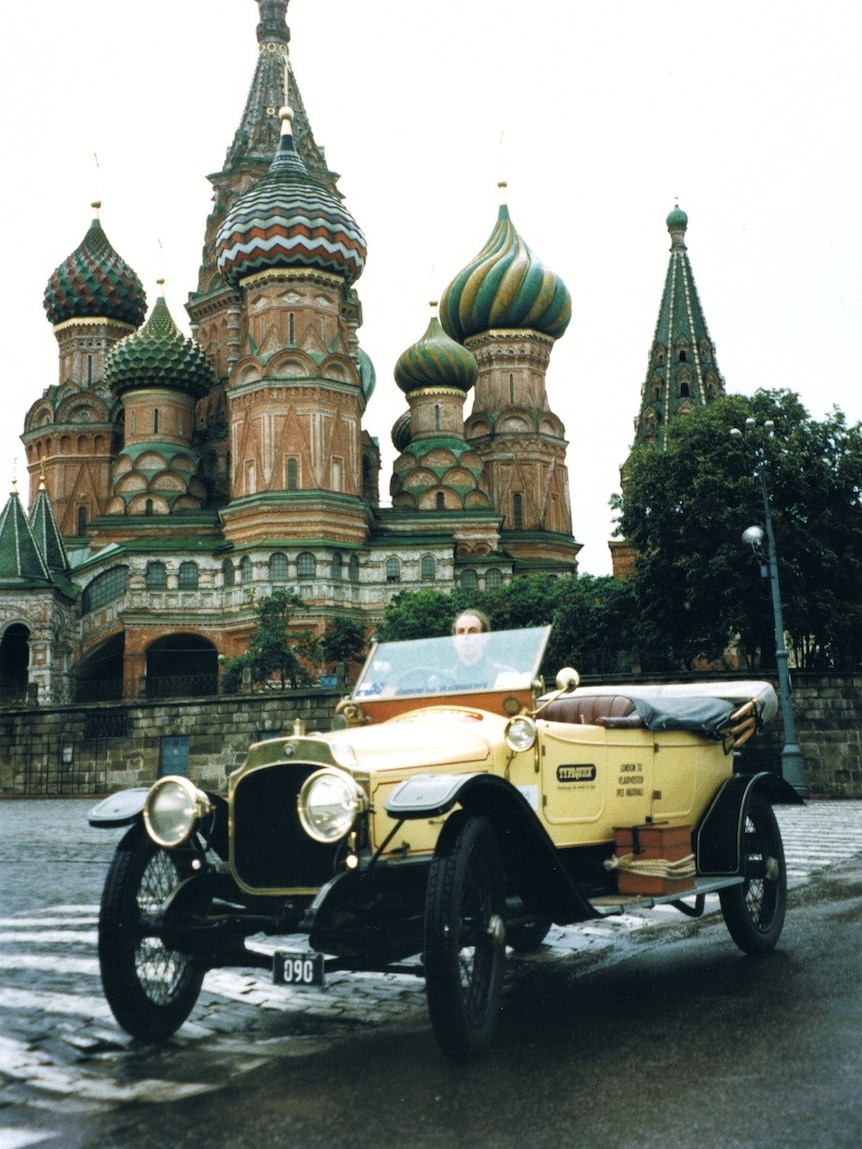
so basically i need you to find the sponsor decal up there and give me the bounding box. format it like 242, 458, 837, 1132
556, 764, 597, 783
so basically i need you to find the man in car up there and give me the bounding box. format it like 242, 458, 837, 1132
449, 609, 516, 689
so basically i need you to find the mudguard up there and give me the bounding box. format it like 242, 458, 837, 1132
88, 786, 230, 859
88, 787, 150, 827
387, 772, 597, 924
695, 771, 803, 876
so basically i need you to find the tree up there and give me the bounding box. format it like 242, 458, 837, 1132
613, 389, 862, 670
321, 615, 369, 673
221, 590, 320, 691
379, 574, 640, 679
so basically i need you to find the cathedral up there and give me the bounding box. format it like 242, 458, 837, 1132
0, 0, 582, 706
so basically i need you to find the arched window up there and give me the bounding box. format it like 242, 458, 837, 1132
82, 566, 129, 614
485, 568, 502, 590
239, 555, 252, 584
153, 408, 160, 433
287, 458, 298, 491
348, 554, 360, 583
145, 499, 154, 517
513, 492, 524, 530
435, 492, 445, 511
461, 569, 479, 592
385, 556, 401, 583
146, 561, 168, 590
297, 552, 316, 579
421, 554, 436, 580
288, 312, 295, 344
222, 558, 235, 587
434, 404, 441, 430
178, 561, 199, 590
679, 380, 690, 398
76, 505, 87, 536
269, 553, 289, 583
330, 552, 343, 580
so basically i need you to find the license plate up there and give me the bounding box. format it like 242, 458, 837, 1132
273, 950, 326, 988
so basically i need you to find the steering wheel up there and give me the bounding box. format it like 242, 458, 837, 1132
394, 667, 451, 693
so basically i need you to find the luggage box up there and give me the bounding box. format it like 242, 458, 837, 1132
613, 823, 694, 896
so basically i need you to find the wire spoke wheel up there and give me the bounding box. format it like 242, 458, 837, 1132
98, 824, 207, 1039
719, 794, 787, 953
424, 813, 506, 1058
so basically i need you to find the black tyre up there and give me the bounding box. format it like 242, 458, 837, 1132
98, 825, 206, 1040
424, 813, 506, 1059
719, 795, 787, 954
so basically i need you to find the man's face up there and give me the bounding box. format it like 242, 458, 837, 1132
453, 613, 489, 667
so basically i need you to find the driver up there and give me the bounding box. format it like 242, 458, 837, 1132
448, 610, 513, 689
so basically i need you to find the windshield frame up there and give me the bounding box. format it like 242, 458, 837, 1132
352, 626, 551, 703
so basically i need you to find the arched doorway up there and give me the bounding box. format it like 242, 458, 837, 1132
74, 633, 125, 702
146, 634, 218, 698
0, 623, 30, 703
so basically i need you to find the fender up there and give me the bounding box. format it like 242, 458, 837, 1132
386, 773, 596, 924
695, 771, 803, 876
88, 787, 150, 828
88, 786, 230, 859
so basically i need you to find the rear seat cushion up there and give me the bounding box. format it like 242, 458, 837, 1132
542, 694, 643, 727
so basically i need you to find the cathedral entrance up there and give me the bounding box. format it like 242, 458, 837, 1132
145, 634, 218, 699
0, 623, 30, 705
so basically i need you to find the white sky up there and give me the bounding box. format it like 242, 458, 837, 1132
1, 0, 859, 575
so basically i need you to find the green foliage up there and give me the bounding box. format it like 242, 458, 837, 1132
321, 615, 368, 668
379, 574, 639, 678
615, 389, 862, 670
221, 590, 321, 691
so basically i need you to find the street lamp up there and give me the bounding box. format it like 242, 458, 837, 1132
730, 418, 807, 796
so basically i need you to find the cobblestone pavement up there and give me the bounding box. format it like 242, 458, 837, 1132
0, 799, 860, 1147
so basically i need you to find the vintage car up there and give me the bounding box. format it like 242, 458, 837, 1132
89, 625, 802, 1058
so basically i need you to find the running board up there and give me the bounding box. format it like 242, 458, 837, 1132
589, 875, 743, 917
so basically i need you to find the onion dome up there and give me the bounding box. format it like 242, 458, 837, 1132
358, 346, 377, 401
43, 204, 146, 327
394, 307, 479, 395
216, 109, 366, 287
106, 286, 214, 399
440, 191, 571, 343
391, 410, 412, 453
666, 204, 689, 230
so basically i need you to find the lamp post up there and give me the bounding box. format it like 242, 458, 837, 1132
730, 418, 807, 796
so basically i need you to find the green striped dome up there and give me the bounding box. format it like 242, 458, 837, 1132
394, 313, 478, 395
106, 293, 214, 399
666, 204, 689, 229
44, 212, 146, 327
440, 203, 571, 343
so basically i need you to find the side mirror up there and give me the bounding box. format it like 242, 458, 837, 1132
555, 667, 580, 693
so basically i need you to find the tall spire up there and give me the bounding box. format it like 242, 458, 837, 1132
633, 206, 726, 449
221, 0, 339, 194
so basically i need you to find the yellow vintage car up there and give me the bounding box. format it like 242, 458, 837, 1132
89, 625, 802, 1058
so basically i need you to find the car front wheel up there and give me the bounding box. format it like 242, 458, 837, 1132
719, 794, 787, 954
424, 812, 506, 1059
98, 824, 207, 1040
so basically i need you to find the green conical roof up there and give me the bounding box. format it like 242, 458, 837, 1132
0, 484, 54, 589
106, 291, 214, 398
634, 206, 725, 448
28, 478, 70, 575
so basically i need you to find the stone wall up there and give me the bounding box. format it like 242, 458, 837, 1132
0, 688, 339, 797
0, 676, 860, 799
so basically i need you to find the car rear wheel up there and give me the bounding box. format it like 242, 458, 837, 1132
719, 795, 787, 954
424, 813, 506, 1059
98, 824, 207, 1040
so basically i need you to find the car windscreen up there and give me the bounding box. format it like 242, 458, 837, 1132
352, 626, 551, 700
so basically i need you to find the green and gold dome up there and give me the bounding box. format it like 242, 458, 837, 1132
394, 312, 478, 395
439, 191, 571, 344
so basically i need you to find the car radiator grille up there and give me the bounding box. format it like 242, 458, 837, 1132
232, 764, 340, 891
